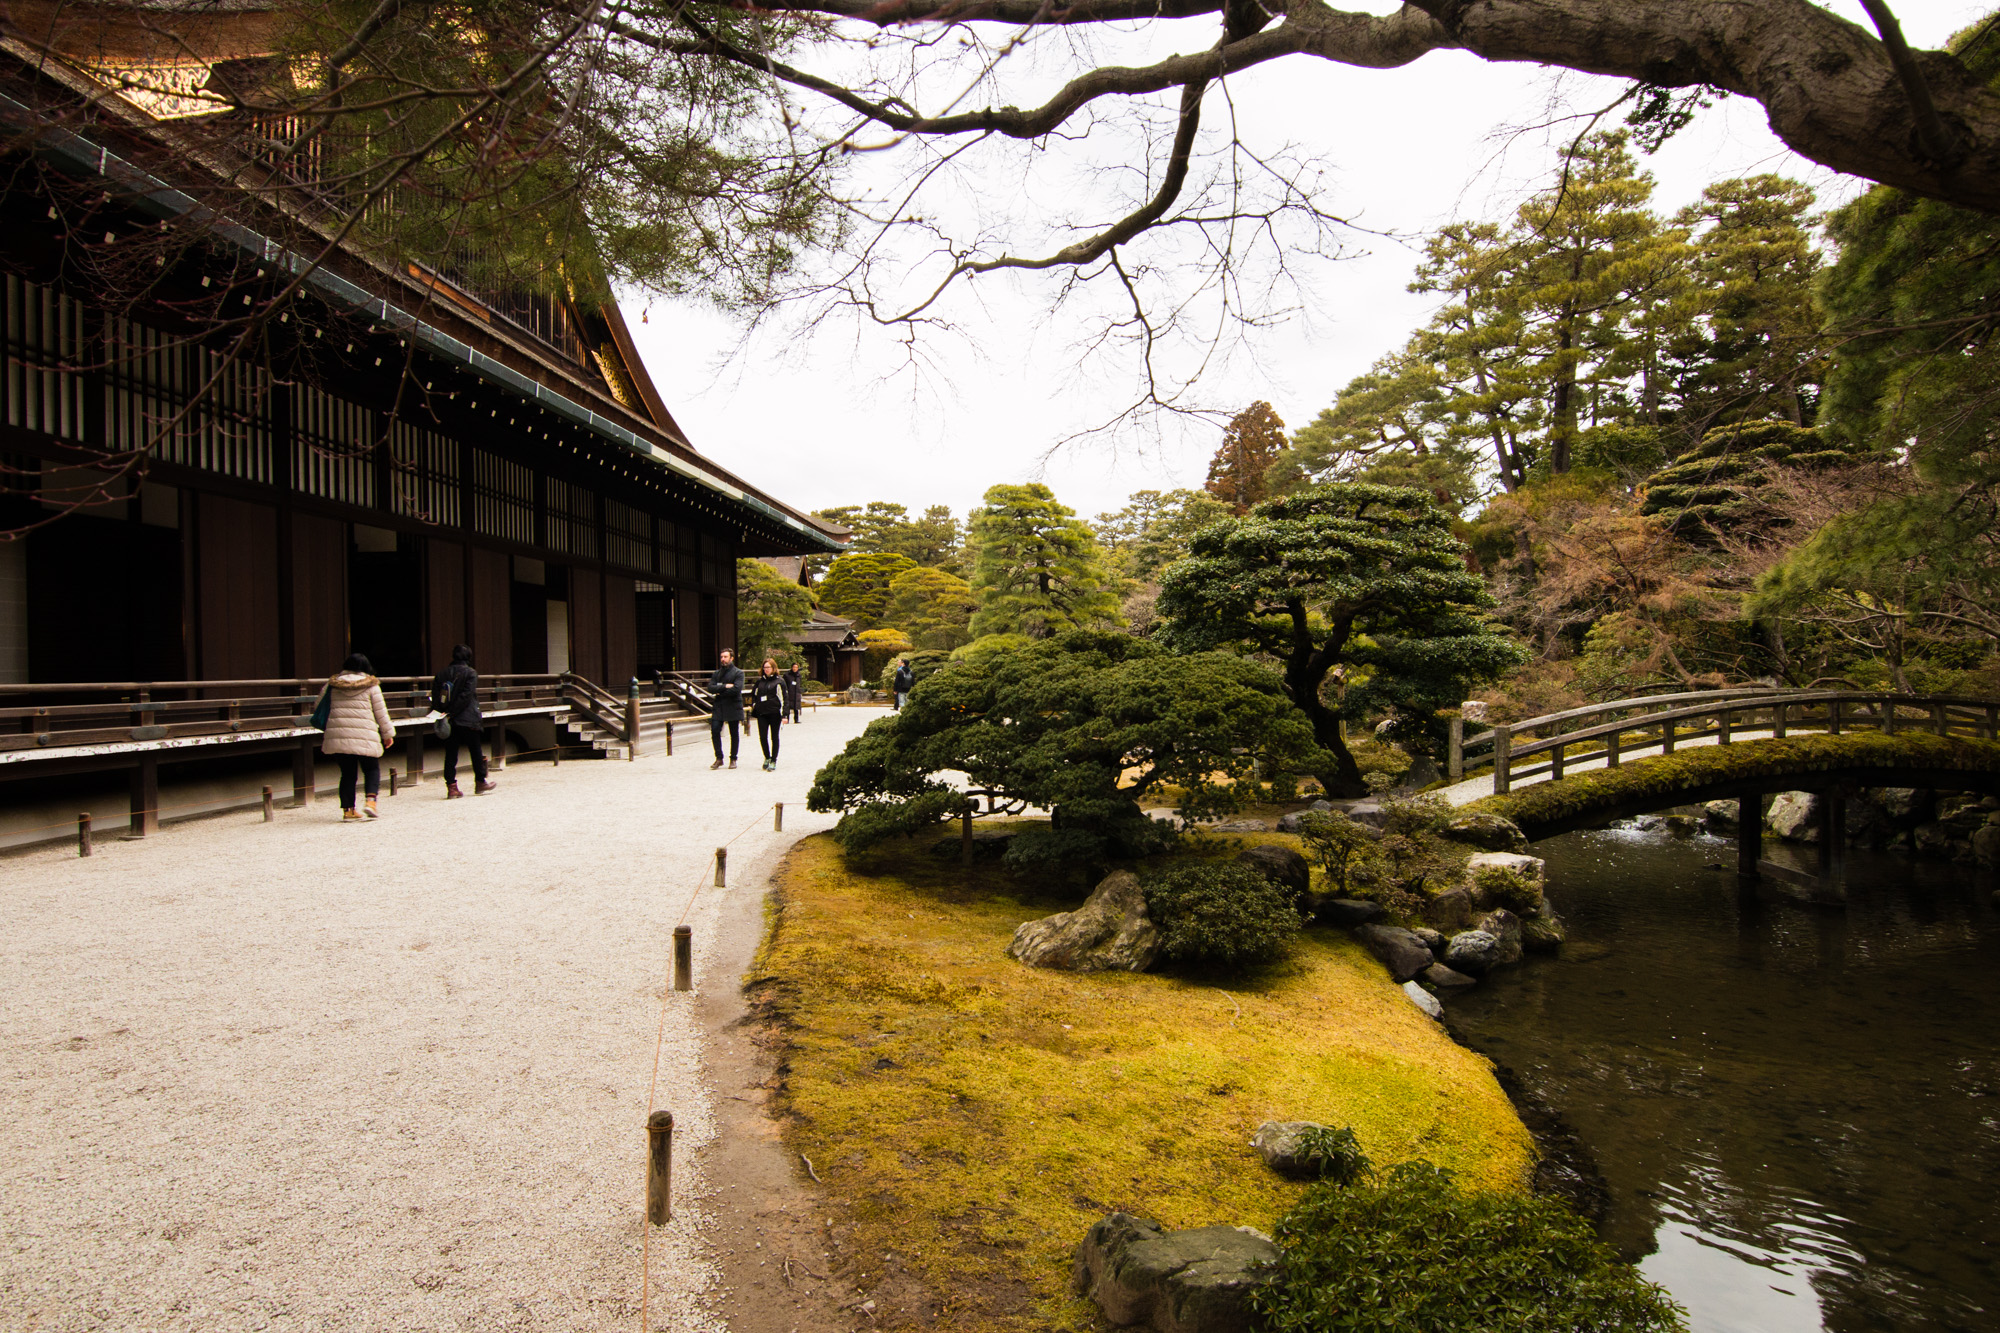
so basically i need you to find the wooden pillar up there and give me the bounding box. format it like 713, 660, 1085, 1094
128, 754, 159, 838
489, 723, 507, 771
1448, 717, 1464, 781
1737, 795, 1761, 878
293, 736, 316, 807
406, 728, 425, 784
1818, 791, 1846, 886
1492, 725, 1512, 795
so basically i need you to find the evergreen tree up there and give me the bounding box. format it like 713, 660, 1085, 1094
884, 566, 977, 651
967, 483, 1123, 639
1156, 483, 1527, 795
1093, 489, 1235, 583
734, 560, 815, 664
818, 551, 919, 630
1205, 402, 1287, 512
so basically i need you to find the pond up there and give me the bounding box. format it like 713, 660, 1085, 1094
1445, 824, 2000, 1333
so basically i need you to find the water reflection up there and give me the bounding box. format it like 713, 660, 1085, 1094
1445, 826, 2000, 1333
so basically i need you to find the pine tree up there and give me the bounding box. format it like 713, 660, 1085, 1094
966, 484, 1123, 639
1204, 402, 1287, 512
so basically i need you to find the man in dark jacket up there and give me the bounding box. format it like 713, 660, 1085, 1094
892, 659, 916, 711
432, 643, 497, 798
708, 649, 746, 769
782, 664, 804, 724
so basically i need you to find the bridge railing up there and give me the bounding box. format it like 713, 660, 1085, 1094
1450, 690, 2000, 794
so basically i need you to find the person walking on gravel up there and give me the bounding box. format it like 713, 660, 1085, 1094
708, 648, 745, 769
782, 663, 804, 724
750, 658, 786, 771
892, 658, 915, 712
317, 653, 396, 821
432, 643, 496, 798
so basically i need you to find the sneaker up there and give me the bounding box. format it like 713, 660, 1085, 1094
342, 808, 361, 821
710, 759, 723, 770
728, 758, 738, 769
364, 797, 380, 819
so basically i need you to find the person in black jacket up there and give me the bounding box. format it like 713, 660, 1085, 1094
432, 644, 497, 798
708, 648, 746, 769
892, 658, 916, 711
782, 663, 804, 724
750, 659, 786, 770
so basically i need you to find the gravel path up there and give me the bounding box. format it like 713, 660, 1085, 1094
1, 708, 879, 1332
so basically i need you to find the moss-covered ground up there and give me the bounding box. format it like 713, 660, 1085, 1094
755, 828, 1535, 1333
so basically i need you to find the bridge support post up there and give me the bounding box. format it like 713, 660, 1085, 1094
1737, 796, 1761, 878
1817, 792, 1847, 887
128, 755, 158, 838
1492, 725, 1511, 795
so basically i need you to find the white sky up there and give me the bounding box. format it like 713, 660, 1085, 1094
621, 1, 1984, 527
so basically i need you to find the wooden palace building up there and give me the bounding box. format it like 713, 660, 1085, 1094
0, 3, 844, 696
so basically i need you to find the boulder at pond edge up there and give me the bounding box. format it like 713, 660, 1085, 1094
1351, 924, 1434, 982
1008, 870, 1160, 973
1236, 845, 1311, 906
1402, 980, 1444, 1018
1441, 812, 1528, 852
1072, 1213, 1279, 1333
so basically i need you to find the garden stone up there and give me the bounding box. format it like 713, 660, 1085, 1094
1072, 1213, 1279, 1333
1312, 897, 1385, 927
1422, 886, 1474, 932
1008, 870, 1160, 973
1274, 801, 1335, 834
1973, 824, 2000, 868
1872, 787, 1930, 825
1766, 791, 1821, 842
1701, 800, 1739, 833
1443, 929, 1502, 975
1474, 909, 1525, 965
1399, 753, 1442, 790
1410, 926, 1445, 954
1461, 852, 1547, 912
1420, 961, 1478, 988
1521, 907, 1567, 952
1402, 981, 1444, 1018
1440, 812, 1528, 852
1914, 821, 1952, 858
1236, 845, 1311, 905
1250, 1121, 1331, 1178
1351, 924, 1434, 982
1342, 799, 1387, 829
1662, 814, 1699, 836
1459, 700, 1490, 722
1208, 820, 1268, 833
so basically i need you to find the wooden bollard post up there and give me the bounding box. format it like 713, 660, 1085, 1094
646, 1110, 674, 1224
714, 847, 727, 887
773, 803, 784, 832
627, 679, 642, 761
78, 812, 92, 857
665, 721, 673, 756
388, 769, 399, 797
262, 786, 274, 822
673, 925, 693, 992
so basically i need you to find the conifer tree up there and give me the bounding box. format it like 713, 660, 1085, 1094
1205, 402, 1287, 512
966, 484, 1123, 639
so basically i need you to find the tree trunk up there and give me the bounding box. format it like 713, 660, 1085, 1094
1304, 696, 1367, 797
1549, 322, 1576, 474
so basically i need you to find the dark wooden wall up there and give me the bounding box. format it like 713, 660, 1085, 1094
605, 575, 636, 685
676, 587, 701, 673
425, 538, 465, 673
195, 494, 280, 680
716, 594, 737, 666
290, 511, 347, 677
570, 570, 603, 683
468, 546, 510, 675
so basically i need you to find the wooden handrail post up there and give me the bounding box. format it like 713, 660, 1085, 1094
128, 755, 158, 838
627, 679, 642, 760
673, 925, 693, 992
1606, 727, 1621, 769
1448, 717, 1464, 781
1551, 736, 1564, 781
262, 786, 274, 822
773, 803, 783, 832
1884, 699, 1897, 735
1661, 718, 1675, 755
1987, 704, 1998, 741
1830, 698, 1843, 736
1492, 725, 1512, 795
1773, 702, 1787, 739
78, 812, 92, 857
1933, 701, 1948, 736
646, 1110, 674, 1224
1718, 708, 1731, 744
714, 847, 727, 888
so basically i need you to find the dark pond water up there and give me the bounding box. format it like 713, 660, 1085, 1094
1446, 825, 2000, 1333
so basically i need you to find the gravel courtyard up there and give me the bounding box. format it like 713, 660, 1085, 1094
1, 707, 877, 1332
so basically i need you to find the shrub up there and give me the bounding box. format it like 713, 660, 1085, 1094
1470, 863, 1541, 913
1142, 861, 1303, 967
1256, 1162, 1686, 1333
1292, 1125, 1371, 1186
1297, 810, 1378, 897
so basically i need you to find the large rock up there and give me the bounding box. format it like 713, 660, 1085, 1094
1341, 799, 1387, 829
1521, 906, 1567, 952
1410, 926, 1446, 954
1008, 871, 1160, 973
1399, 753, 1443, 790
1872, 787, 1931, 825
1274, 801, 1334, 834
1474, 909, 1525, 965
1351, 924, 1434, 982
1422, 886, 1475, 932
1767, 791, 1821, 842
1419, 961, 1478, 988
1443, 930, 1503, 975
1973, 823, 2000, 869
1072, 1213, 1279, 1333
1250, 1121, 1332, 1178
1313, 897, 1385, 928
1461, 852, 1547, 913
1207, 820, 1269, 833
1236, 845, 1311, 906
1401, 981, 1444, 1018
1459, 700, 1490, 723
1440, 812, 1528, 852
1701, 800, 1740, 834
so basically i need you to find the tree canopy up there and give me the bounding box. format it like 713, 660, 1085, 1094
885, 566, 978, 652
1206, 402, 1287, 513
818, 551, 919, 630
966, 484, 1124, 641
735, 559, 815, 665
806, 631, 1327, 866
1157, 483, 1526, 795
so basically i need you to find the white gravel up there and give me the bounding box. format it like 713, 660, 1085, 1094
0, 708, 878, 1332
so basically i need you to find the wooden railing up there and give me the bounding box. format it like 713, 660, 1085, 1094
1449, 689, 2000, 795
658, 670, 716, 716
0, 674, 569, 756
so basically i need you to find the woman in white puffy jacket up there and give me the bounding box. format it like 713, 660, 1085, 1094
317, 653, 397, 821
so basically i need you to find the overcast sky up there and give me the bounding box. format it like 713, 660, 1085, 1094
622, 1, 1983, 528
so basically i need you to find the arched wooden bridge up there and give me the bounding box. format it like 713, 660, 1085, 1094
1437, 688, 2000, 894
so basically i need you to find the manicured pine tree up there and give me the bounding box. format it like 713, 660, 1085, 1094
966, 483, 1123, 639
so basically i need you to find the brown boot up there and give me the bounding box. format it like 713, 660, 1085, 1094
364, 796, 380, 819
446, 781, 463, 799
475, 780, 498, 795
